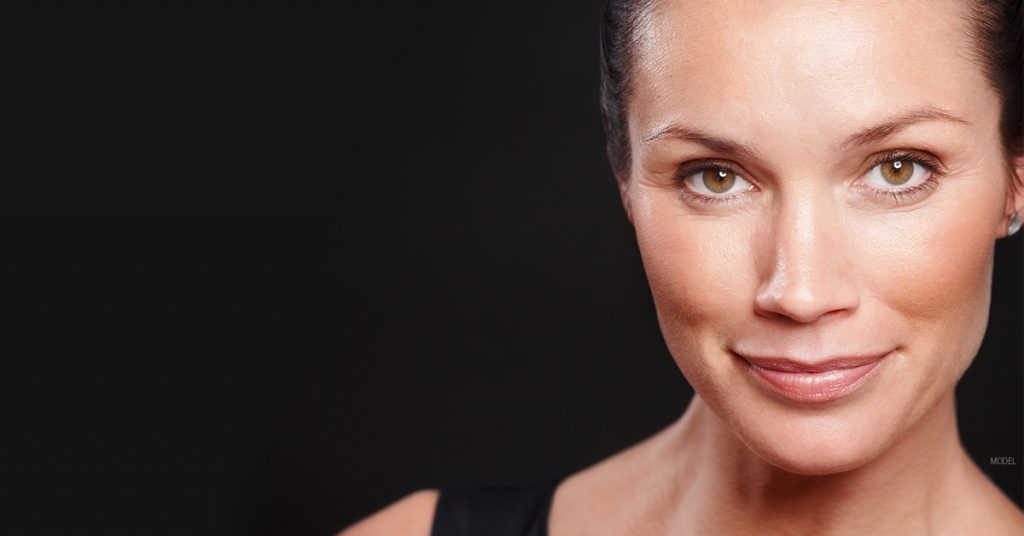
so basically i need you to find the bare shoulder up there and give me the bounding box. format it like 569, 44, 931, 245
966, 496, 1024, 536
339, 489, 440, 536
953, 464, 1024, 535
550, 424, 682, 535
975, 484, 1024, 534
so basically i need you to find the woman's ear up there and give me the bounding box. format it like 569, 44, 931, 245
1005, 155, 1024, 236
1012, 155, 1024, 209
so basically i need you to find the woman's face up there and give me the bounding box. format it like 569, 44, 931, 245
625, 0, 1022, 474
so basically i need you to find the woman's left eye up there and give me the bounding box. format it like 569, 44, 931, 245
855, 153, 944, 206
864, 158, 930, 190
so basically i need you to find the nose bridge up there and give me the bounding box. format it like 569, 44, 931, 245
755, 185, 858, 323
779, 190, 825, 282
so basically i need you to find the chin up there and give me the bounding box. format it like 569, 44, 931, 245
750, 432, 887, 476
726, 398, 906, 476
686, 367, 914, 476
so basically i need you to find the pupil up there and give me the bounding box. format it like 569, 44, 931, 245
893, 161, 903, 170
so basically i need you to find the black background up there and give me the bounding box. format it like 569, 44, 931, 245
9, 3, 1021, 535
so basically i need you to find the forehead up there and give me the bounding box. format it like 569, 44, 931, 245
630, 0, 995, 147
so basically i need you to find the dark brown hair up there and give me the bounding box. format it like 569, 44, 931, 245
599, 0, 1024, 184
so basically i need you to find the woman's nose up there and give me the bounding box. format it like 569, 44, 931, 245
753, 194, 861, 323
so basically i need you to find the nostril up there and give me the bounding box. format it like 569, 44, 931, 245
756, 300, 850, 324
754, 271, 860, 324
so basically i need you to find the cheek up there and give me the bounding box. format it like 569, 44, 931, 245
853, 191, 998, 351
847, 182, 1002, 394
632, 196, 754, 357
857, 216, 991, 325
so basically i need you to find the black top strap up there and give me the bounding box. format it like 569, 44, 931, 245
430, 478, 562, 536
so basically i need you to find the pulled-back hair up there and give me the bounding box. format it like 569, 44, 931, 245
599, 0, 1024, 185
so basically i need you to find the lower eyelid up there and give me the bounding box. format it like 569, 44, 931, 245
855, 175, 941, 206
679, 182, 756, 207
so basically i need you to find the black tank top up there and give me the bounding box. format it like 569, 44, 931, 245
430, 477, 563, 536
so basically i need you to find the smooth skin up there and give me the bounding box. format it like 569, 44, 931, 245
343, 0, 1024, 534
341, 490, 437, 536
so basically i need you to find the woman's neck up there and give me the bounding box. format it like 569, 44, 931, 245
549, 391, 1021, 535
661, 393, 977, 535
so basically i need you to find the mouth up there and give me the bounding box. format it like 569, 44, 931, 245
734, 350, 893, 404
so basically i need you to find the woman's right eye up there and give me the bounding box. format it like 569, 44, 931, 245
680, 166, 755, 200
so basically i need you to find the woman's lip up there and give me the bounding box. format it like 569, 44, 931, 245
736, 350, 892, 403
739, 353, 890, 373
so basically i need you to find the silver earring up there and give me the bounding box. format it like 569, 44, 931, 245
1009, 212, 1022, 236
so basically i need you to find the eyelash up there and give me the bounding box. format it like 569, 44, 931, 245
673, 150, 945, 207
857, 150, 944, 207
674, 160, 749, 207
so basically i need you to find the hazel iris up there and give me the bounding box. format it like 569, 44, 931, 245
881, 160, 913, 185
702, 168, 736, 193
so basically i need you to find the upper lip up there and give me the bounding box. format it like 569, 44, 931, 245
734, 350, 891, 373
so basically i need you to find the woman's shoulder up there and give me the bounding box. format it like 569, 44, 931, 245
339, 480, 564, 536
339, 407, 680, 536
962, 469, 1024, 534
339, 489, 439, 536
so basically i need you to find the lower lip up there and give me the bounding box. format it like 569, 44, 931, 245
743, 355, 887, 403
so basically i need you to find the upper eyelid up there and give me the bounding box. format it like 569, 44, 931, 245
676, 159, 740, 172
863, 150, 945, 174
675, 159, 755, 182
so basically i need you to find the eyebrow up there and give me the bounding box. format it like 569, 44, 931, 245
642, 106, 970, 158
642, 125, 759, 159
836, 107, 970, 151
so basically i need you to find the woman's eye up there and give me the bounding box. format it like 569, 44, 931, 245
865, 159, 928, 189
853, 153, 944, 207
683, 167, 754, 196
